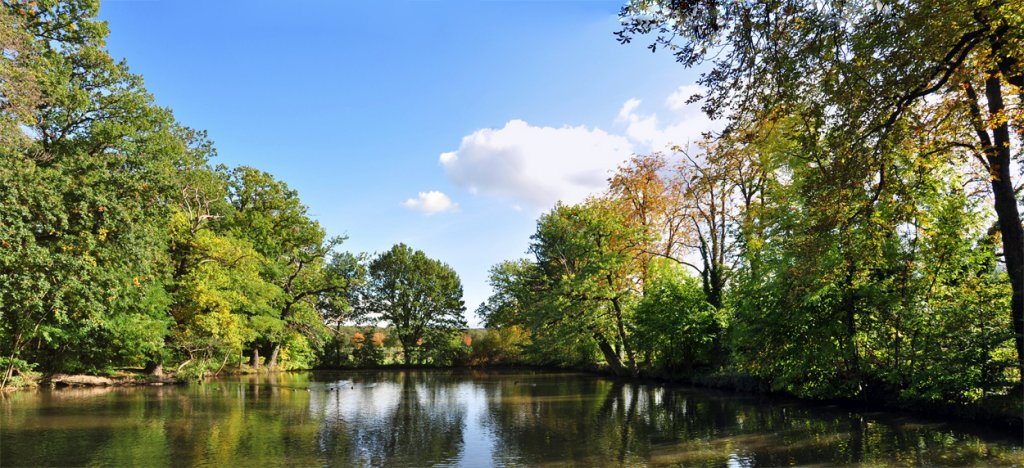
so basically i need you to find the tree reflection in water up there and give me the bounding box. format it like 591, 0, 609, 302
479, 374, 1023, 466
310, 370, 465, 465
1, 370, 1021, 466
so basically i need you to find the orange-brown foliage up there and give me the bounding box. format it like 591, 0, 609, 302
351, 332, 365, 348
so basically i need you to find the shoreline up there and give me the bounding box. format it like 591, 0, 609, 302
549, 363, 1024, 436
316, 362, 1024, 435
15, 363, 1022, 436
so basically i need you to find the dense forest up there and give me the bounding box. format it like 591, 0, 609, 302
2, 0, 1022, 417
479, 0, 1024, 408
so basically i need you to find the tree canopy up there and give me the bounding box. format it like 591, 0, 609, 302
355, 243, 467, 365
617, 0, 1024, 386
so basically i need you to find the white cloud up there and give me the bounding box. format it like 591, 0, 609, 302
665, 84, 703, 111
402, 191, 460, 215
439, 119, 634, 210
616, 99, 662, 146
439, 84, 721, 211
617, 86, 717, 151
617, 98, 642, 122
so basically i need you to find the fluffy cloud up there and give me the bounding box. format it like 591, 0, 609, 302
402, 191, 459, 215
440, 119, 634, 210
440, 85, 720, 211
665, 84, 703, 111
616, 85, 717, 151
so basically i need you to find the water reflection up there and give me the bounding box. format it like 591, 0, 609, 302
1, 370, 1021, 466
309, 371, 466, 465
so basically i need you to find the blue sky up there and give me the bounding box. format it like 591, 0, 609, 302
99, 0, 712, 326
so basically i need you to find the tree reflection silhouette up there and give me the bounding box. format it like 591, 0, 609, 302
1, 371, 1020, 466
313, 371, 465, 465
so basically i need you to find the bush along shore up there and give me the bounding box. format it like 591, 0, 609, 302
11, 327, 1021, 436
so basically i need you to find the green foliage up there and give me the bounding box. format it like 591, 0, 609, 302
278, 334, 318, 370
351, 341, 385, 367
486, 110, 1017, 405
615, 0, 1024, 400
0, 0, 210, 377
0, 5, 39, 152
175, 359, 222, 382
0, 356, 36, 388
420, 334, 471, 366
0, 0, 363, 385
356, 243, 467, 365
528, 200, 645, 373
468, 327, 530, 365
633, 262, 721, 372
477, 259, 537, 328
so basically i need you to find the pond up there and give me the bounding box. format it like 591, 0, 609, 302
1, 370, 1021, 466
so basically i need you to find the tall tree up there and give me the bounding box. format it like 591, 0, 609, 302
356, 244, 466, 365
223, 166, 344, 369
672, 145, 738, 309
528, 200, 646, 375
607, 153, 680, 288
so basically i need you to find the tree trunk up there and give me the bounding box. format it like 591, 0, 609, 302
594, 332, 627, 375
611, 297, 637, 372
267, 344, 280, 371
965, 71, 1023, 388
251, 348, 260, 370
966, 70, 1024, 387
0, 361, 15, 390
842, 261, 860, 381
698, 236, 724, 309
401, 341, 412, 365
983, 75, 1024, 386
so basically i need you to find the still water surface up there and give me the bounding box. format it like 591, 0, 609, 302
1, 370, 1021, 466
